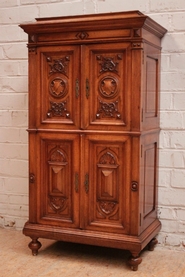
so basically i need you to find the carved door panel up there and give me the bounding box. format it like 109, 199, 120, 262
37, 132, 80, 228
82, 43, 131, 131
38, 45, 80, 129
83, 134, 131, 234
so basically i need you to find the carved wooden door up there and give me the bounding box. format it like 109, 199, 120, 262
82, 134, 131, 234
36, 132, 80, 228
81, 43, 131, 131
37, 45, 80, 129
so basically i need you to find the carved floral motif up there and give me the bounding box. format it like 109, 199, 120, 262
99, 201, 117, 215
96, 99, 121, 119
47, 56, 70, 76
50, 149, 66, 162
47, 101, 70, 118
96, 55, 122, 74
99, 151, 116, 165
48, 196, 67, 213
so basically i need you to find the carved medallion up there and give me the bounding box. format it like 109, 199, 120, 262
96, 99, 121, 119
49, 77, 67, 98
99, 76, 118, 98
47, 101, 70, 118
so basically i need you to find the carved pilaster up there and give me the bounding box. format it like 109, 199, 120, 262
28, 47, 37, 54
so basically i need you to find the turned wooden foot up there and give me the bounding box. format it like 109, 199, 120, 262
148, 237, 158, 251
128, 253, 142, 271
28, 238, 42, 256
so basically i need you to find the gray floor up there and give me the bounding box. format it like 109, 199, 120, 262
0, 228, 185, 277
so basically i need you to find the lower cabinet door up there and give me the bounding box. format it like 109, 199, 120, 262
35, 132, 80, 228
83, 134, 131, 234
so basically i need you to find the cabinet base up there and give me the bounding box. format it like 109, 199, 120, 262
23, 219, 161, 271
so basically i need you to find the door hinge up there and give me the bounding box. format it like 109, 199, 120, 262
84, 173, 89, 193
141, 145, 143, 158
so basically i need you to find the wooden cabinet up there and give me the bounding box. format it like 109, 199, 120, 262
20, 11, 166, 271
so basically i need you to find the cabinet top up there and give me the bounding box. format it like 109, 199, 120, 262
19, 10, 167, 39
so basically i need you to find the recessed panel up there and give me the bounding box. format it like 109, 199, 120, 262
39, 46, 80, 128
84, 43, 131, 130
38, 133, 80, 228
143, 143, 156, 217
145, 56, 158, 117
84, 135, 130, 234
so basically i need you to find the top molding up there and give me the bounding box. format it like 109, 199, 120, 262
19, 10, 167, 39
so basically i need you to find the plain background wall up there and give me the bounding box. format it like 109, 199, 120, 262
0, 0, 185, 250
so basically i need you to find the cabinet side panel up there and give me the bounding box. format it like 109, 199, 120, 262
140, 132, 159, 232
142, 44, 161, 130
143, 143, 156, 217
145, 56, 158, 117
28, 132, 38, 223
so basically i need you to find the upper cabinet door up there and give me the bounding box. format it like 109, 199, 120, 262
81, 43, 131, 131
37, 45, 80, 129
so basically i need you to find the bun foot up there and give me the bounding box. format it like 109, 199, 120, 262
128, 253, 142, 271
148, 237, 158, 251
28, 238, 42, 256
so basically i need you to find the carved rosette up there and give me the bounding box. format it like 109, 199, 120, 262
46, 56, 70, 76
96, 99, 121, 119
47, 101, 70, 118
96, 54, 122, 75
